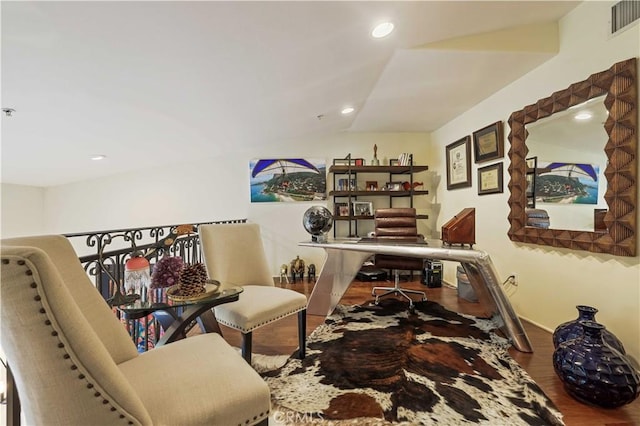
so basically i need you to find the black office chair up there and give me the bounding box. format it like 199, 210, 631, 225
372, 208, 427, 308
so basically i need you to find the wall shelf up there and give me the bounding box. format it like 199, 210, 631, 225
330, 157, 430, 237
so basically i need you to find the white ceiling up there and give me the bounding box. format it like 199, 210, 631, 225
1, 1, 579, 187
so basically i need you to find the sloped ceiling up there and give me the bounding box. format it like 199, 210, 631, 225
1, 1, 579, 187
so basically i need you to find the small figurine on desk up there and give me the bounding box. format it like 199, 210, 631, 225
371, 144, 380, 166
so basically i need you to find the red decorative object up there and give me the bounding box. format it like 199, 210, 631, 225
402, 181, 424, 191
124, 252, 151, 302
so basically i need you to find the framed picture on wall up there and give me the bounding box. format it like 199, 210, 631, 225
249, 158, 326, 202
477, 162, 504, 195
446, 136, 472, 190
473, 121, 504, 163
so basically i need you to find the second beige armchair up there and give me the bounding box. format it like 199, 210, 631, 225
198, 223, 308, 364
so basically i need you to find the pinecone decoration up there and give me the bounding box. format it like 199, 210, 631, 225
175, 263, 208, 297
180, 263, 208, 285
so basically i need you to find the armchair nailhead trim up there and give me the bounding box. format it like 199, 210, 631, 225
237, 410, 269, 425
7, 259, 135, 425
216, 306, 305, 333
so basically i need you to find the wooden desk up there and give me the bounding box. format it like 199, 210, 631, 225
300, 239, 533, 353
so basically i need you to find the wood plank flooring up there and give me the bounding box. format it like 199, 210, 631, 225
205, 279, 640, 426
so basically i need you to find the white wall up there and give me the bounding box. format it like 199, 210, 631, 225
41, 132, 430, 275
431, 2, 640, 360
1, 183, 45, 237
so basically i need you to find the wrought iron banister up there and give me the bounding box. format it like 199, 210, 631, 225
65, 219, 247, 300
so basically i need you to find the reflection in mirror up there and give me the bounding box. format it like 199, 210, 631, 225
525, 95, 608, 231
507, 57, 637, 257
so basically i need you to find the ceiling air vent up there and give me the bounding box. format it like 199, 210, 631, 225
611, 0, 640, 34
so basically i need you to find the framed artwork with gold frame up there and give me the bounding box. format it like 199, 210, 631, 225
473, 121, 504, 164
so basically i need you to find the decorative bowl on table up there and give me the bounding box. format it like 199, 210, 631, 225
166, 279, 221, 302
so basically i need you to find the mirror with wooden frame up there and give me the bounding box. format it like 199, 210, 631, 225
507, 58, 637, 256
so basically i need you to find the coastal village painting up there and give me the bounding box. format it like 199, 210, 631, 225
534, 161, 600, 205
250, 158, 327, 202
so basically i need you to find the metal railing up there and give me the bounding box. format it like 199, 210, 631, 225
65, 219, 246, 300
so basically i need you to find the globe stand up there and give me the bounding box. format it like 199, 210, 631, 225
303, 206, 333, 244
311, 233, 328, 243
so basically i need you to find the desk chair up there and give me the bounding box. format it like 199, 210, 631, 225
372, 208, 427, 308
1, 235, 270, 426
198, 223, 308, 364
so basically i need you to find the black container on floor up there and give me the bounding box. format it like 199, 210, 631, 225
422, 260, 442, 287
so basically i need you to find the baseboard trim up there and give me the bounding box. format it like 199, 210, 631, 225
519, 315, 553, 334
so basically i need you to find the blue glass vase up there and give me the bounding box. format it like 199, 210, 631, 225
552, 305, 626, 354
553, 320, 640, 408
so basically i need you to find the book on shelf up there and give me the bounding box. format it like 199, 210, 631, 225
397, 152, 412, 166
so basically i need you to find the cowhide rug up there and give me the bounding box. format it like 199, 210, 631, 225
254, 299, 564, 426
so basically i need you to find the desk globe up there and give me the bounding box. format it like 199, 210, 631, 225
303, 206, 333, 243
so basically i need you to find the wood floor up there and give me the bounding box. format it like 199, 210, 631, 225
210, 279, 640, 426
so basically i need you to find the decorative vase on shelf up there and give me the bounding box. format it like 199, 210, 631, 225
552, 305, 626, 354
552, 320, 640, 408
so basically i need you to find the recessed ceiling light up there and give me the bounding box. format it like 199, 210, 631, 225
574, 111, 593, 121
372, 22, 394, 38
91, 154, 107, 161
341, 107, 355, 115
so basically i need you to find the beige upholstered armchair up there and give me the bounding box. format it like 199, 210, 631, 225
198, 223, 308, 364
1, 235, 270, 426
